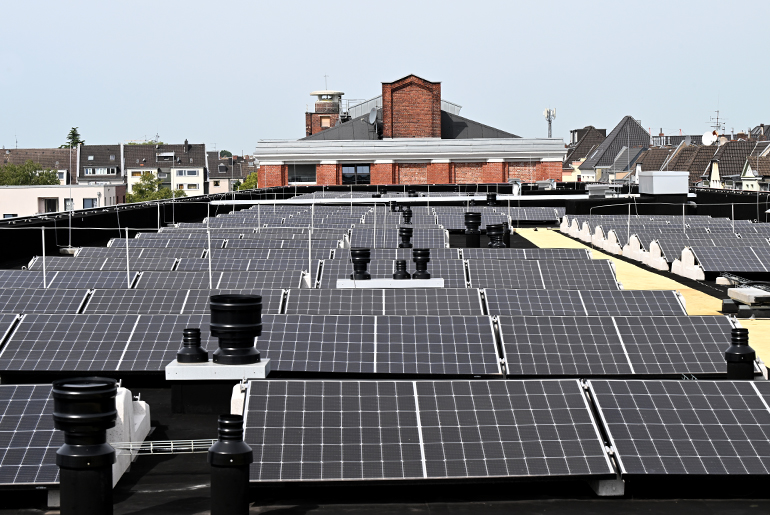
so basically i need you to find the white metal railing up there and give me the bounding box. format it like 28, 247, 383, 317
111, 439, 216, 455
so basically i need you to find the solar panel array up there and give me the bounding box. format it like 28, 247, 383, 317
244, 379, 613, 482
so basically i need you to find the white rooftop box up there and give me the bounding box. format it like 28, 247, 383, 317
638, 171, 689, 195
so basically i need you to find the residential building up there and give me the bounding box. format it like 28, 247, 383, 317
562, 126, 606, 182
703, 141, 758, 189
206, 152, 254, 193
255, 74, 565, 187
305, 91, 344, 137
124, 141, 206, 195
0, 184, 125, 218
79, 144, 123, 185
578, 116, 650, 180
2, 147, 78, 184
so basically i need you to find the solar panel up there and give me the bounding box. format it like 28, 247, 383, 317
333, 248, 460, 260
612, 316, 733, 375
0, 271, 49, 289
243, 379, 613, 481
210, 248, 332, 260
245, 380, 424, 481
691, 246, 768, 272
375, 316, 500, 375
182, 289, 284, 314
284, 290, 383, 315
590, 380, 770, 475
175, 258, 251, 271
485, 290, 586, 316
49, 271, 138, 289
84, 289, 189, 314
0, 289, 88, 314
416, 379, 612, 478
540, 261, 619, 291
498, 316, 633, 376
118, 314, 213, 371
77, 247, 204, 259
350, 229, 447, 249
218, 271, 303, 289
28, 257, 105, 271
259, 315, 376, 373
0, 314, 138, 371
580, 290, 687, 316
225, 239, 338, 249
0, 384, 60, 485
135, 272, 214, 289
467, 261, 543, 289
383, 289, 483, 315
100, 257, 176, 271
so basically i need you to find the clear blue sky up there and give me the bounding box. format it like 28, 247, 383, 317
1, 0, 766, 154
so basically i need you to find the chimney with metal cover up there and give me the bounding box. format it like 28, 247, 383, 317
210, 294, 262, 365
177, 327, 208, 363
208, 414, 253, 515
412, 249, 431, 279
393, 259, 410, 279
464, 212, 482, 248
350, 248, 371, 280
398, 227, 413, 248
486, 192, 497, 206
53, 377, 118, 515
725, 327, 756, 379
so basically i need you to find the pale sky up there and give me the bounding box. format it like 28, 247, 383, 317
1, 0, 767, 154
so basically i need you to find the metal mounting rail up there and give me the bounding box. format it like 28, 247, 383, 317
721, 272, 770, 293
111, 439, 217, 455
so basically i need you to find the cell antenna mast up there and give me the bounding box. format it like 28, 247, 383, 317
543, 108, 556, 138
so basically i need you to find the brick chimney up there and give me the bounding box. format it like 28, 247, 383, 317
382, 75, 441, 139
305, 90, 343, 137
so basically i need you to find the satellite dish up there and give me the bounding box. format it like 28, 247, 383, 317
368, 108, 377, 125
702, 131, 717, 145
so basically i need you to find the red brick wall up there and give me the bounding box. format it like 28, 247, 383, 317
482, 162, 505, 183
315, 164, 339, 185
454, 162, 484, 183
507, 161, 562, 182
397, 163, 428, 184
382, 75, 441, 138
535, 161, 562, 181
371, 163, 395, 184
427, 162, 450, 184
258, 165, 286, 188
306, 113, 340, 137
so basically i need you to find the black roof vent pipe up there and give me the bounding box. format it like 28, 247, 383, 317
464, 212, 482, 248
177, 327, 208, 363
402, 205, 413, 224
210, 294, 262, 365
412, 249, 431, 279
393, 259, 410, 279
725, 327, 755, 379
350, 248, 371, 280
487, 192, 497, 206
53, 377, 117, 515
208, 414, 253, 515
398, 227, 414, 248
487, 224, 506, 248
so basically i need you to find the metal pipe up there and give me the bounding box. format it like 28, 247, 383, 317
207, 227, 213, 289
41, 226, 47, 288
125, 228, 131, 288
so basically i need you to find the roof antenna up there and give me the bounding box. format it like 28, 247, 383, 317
324, 74, 329, 90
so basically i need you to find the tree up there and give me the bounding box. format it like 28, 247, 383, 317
59, 127, 85, 148
237, 172, 258, 190
219, 150, 232, 158
232, 180, 241, 190
126, 172, 187, 203
0, 160, 59, 185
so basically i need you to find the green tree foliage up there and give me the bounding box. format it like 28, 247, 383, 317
59, 127, 85, 148
0, 160, 59, 185
126, 172, 187, 203
232, 180, 242, 190
219, 150, 232, 157
237, 172, 258, 190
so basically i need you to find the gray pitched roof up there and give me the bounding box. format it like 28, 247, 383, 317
563, 126, 606, 169
609, 146, 646, 172
124, 143, 206, 169
80, 145, 121, 168
579, 116, 650, 170
302, 109, 518, 141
